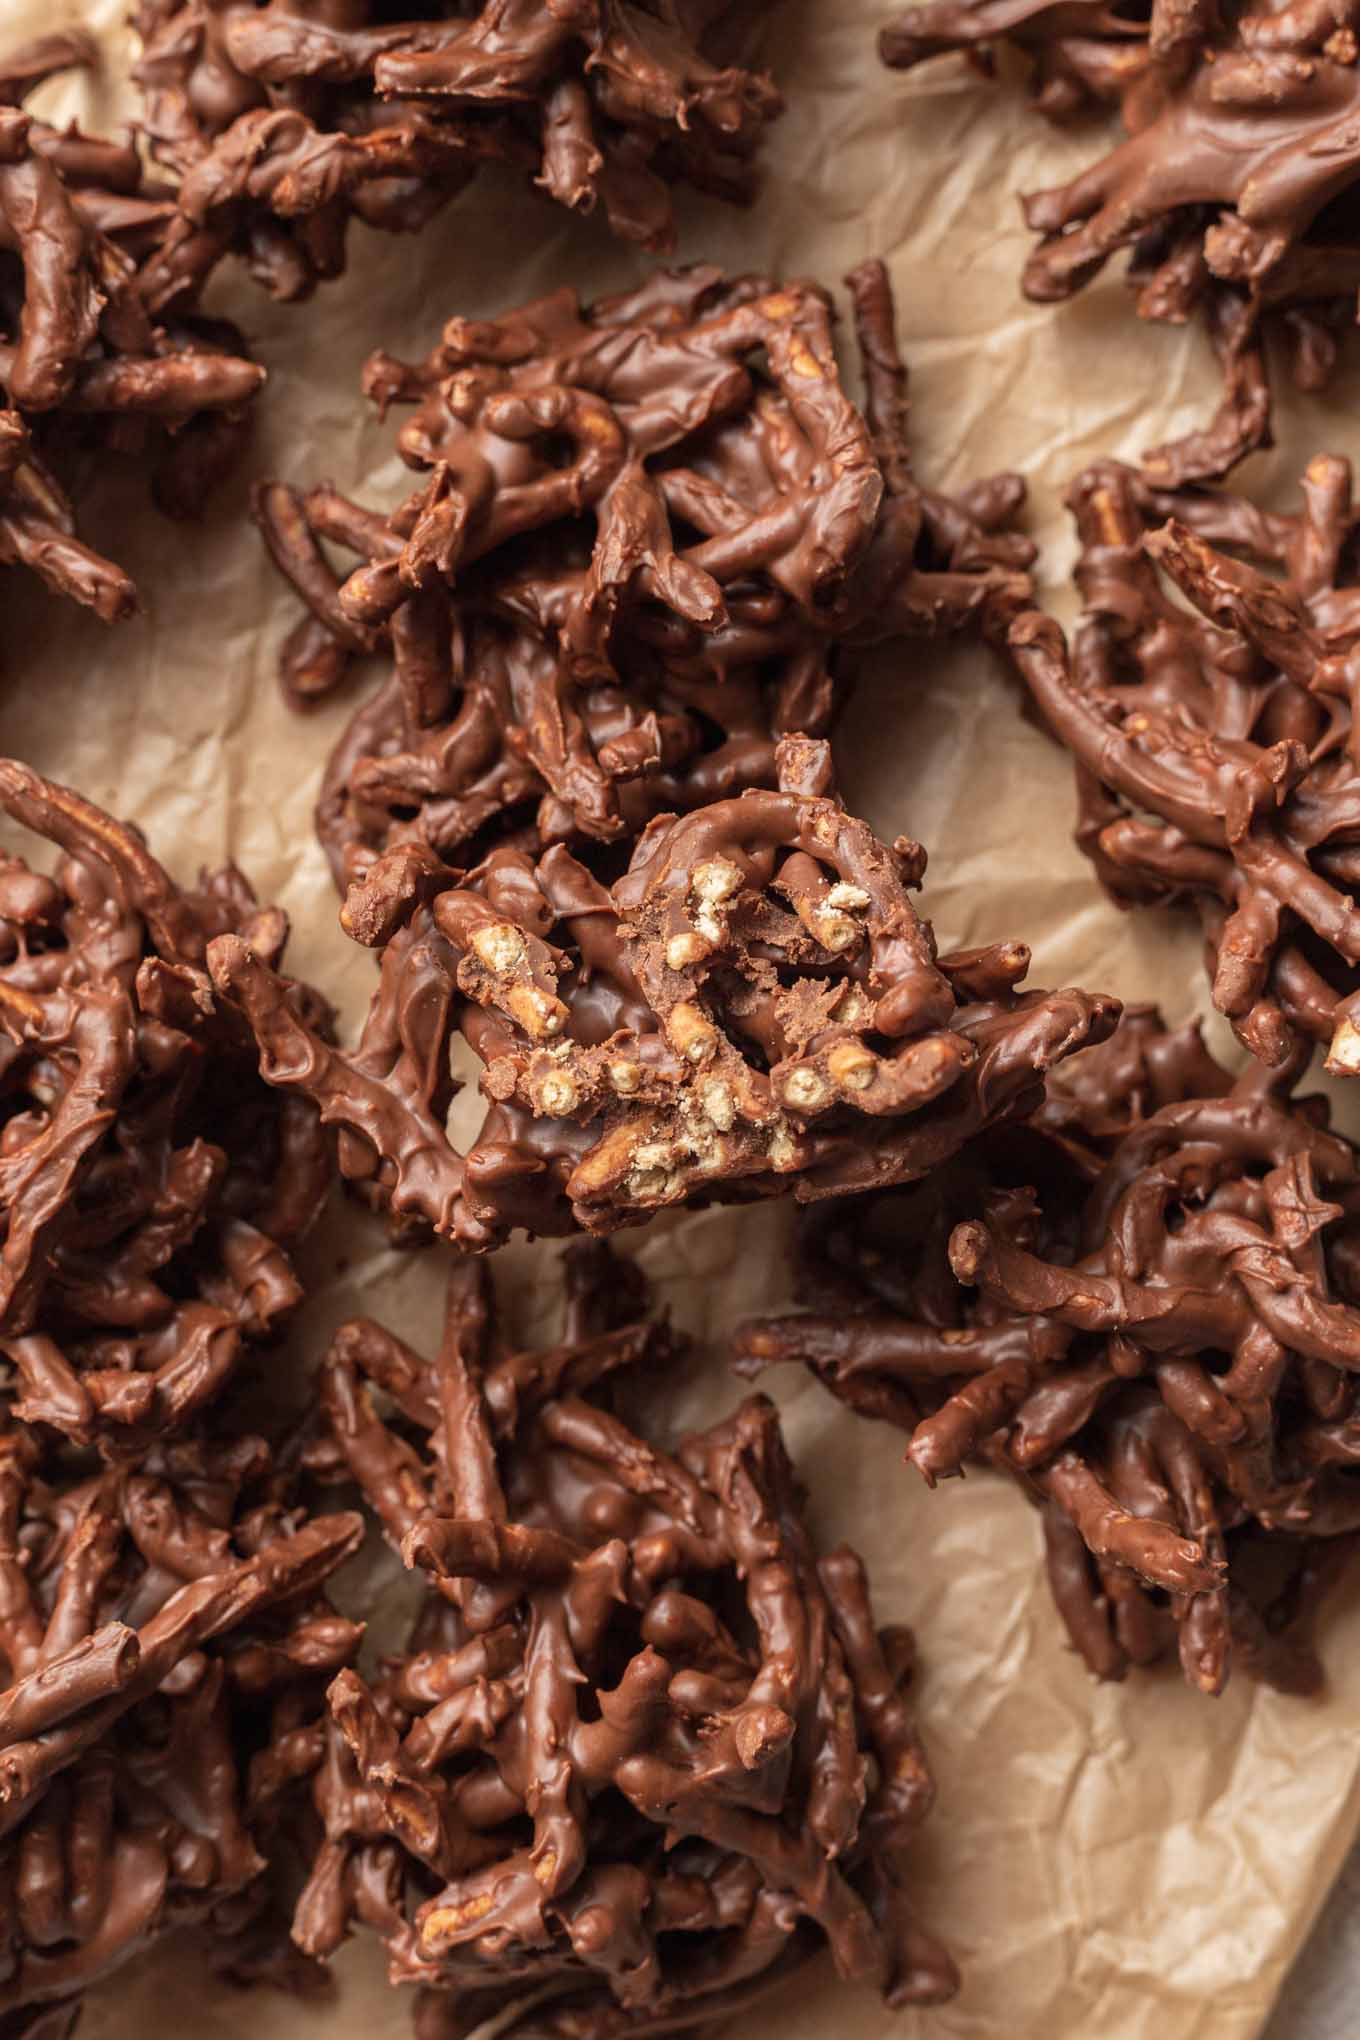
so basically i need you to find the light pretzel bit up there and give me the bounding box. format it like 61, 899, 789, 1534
211, 747, 1118, 1250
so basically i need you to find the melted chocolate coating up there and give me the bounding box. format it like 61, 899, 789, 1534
1009, 453, 1360, 1074
880, 0, 1360, 481
0, 35, 265, 616
132, 0, 782, 307
209, 740, 1118, 1249
294, 1242, 957, 2036
735, 1007, 1360, 1695
0, 758, 334, 1444
255, 259, 1035, 882
0, 1404, 363, 2029
0, 762, 362, 2028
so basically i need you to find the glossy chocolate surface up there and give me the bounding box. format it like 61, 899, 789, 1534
212, 740, 1117, 1249
0, 757, 332, 1445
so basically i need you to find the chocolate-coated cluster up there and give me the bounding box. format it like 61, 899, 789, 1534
0, 758, 333, 1443
880, 0, 1360, 481
0, 1405, 363, 2036
294, 1243, 956, 2036
133, 0, 782, 306
208, 743, 1117, 1250
735, 1008, 1360, 1694
1009, 454, 1360, 1076
0, 35, 264, 617
254, 260, 1034, 883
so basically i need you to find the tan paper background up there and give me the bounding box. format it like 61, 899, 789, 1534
9, 1, 1360, 2034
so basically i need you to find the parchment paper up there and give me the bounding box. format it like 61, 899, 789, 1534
11, 2, 1360, 2035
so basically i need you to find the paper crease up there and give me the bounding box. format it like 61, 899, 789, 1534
6, 3, 1358, 2037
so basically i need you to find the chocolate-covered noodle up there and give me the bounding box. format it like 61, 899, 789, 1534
296, 1242, 956, 2037
737, 1008, 1360, 1695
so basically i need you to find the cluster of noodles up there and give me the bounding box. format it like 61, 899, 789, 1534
737, 1010, 1360, 1695
881, 0, 1360, 481
133, 0, 784, 303
253, 260, 1034, 883
291, 1244, 957, 2035
0, 34, 263, 616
